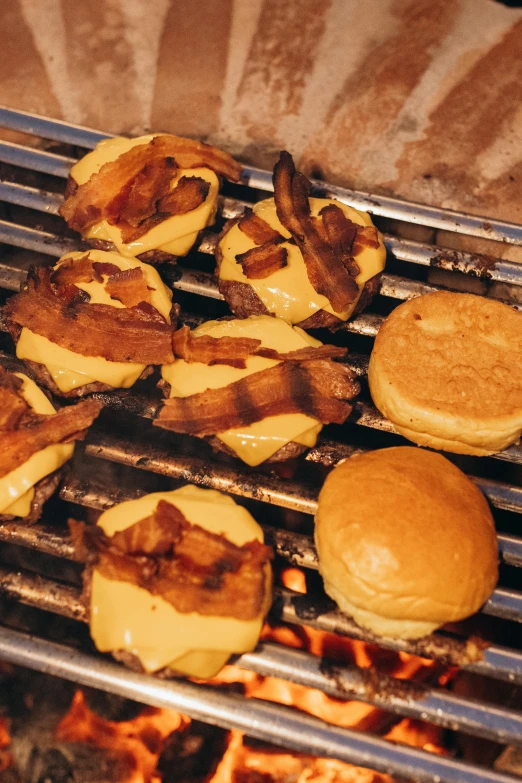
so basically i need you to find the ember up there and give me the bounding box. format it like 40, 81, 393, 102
52, 564, 446, 782
0, 716, 13, 773
56, 691, 187, 783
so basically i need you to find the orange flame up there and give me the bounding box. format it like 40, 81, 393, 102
0, 717, 12, 773
55, 567, 448, 782
56, 690, 188, 783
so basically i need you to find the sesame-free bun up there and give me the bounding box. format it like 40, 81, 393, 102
314, 447, 498, 639
368, 292, 522, 456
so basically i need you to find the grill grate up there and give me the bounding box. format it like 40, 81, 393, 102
0, 107, 521, 783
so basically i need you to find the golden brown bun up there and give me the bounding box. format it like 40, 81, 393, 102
368, 292, 522, 456
315, 447, 498, 639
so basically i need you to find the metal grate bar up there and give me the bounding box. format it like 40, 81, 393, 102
1, 182, 522, 287
1, 567, 522, 749
0, 106, 111, 148
0, 627, 518, 783
3, 515, 521, 684
0, 140, 75, 178
2, 106, 522, 248
81, 426, 522, 522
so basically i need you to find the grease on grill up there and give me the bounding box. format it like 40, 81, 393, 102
319, 659, 429, 702
429, 248, 499, 279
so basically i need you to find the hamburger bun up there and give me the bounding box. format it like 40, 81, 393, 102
315, 447, 498, 639
368, 292, 522, 456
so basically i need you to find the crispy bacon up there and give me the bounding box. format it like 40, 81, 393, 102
119, 175, 211, 243
273, 152, 360, 311
119, 157, 176, 227
353, 225, 381, 253
238, 209, 284, 245
70, 499, 271, 621
104, 267, 152, 309
155, 359, 357, 437
255, 345, 347, 362
51, 255, 102, 287
0, 369, 28, 430
158, 176, 210, 216
173, 326, 261, 369
0, 398, 102, 479
60, 135, 241, 233
236, 243, 288, 279
6, 266, 175, 364
319, 204, 360, 277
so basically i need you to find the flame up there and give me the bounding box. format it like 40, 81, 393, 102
0, 717, 12, 773
56, 690, 188, 783
54, 566, 448, 782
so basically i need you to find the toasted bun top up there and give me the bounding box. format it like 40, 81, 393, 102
315, 447, 498, 625
369, 291, 522, 422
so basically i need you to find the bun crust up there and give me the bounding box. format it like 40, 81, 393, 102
368, 292, 522, 455
315, 447, 498, 638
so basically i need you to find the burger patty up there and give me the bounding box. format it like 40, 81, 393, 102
215, 221, 382, 329
86, 238, 179, 266
0, 468, 63, 525
17, 358, 154, 399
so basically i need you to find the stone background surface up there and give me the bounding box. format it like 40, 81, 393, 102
1, 0, 522, 254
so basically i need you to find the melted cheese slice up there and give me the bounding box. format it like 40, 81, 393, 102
162, 316, 323, 466
0, 374, 74, 517
91, 486, 270, 678
16, 249, 172, 393
71, 135, 220, 258
219, 197, 387, 324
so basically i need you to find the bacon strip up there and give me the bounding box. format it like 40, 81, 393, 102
273, 152, 360, 312
319, 204, 360, 277
238, 209, 284, 245
236, 243, 288, 279
255, 345, 347, 362
353, 225, 380, 253
173, 326, 261, 369
104, 267, 152, 309
70, 499, 271, 621
155, 359, 357, 436
0, 398, 102, 478
60, 135, 241, 232
119, 175, 211, 243
119, 157, 175, 228
0, 369, 28, 430
6, 267, 175, 364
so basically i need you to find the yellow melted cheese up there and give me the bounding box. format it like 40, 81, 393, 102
0, 374, 74, 516
16, 249, 173, 393
219, 197, 387, 324
162, 316, 323, 466
91, 486, 271, 678
71, 135, 220, 258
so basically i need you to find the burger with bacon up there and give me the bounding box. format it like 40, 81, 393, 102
5, 249, 178, 398
70, 485, 273, 679
0, 367, 101, 523
216, 151, 387, 329
156, 314, 359, 466
59, 134, 242, 264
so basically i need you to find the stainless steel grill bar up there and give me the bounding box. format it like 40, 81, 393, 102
1, 567, 522, 750
1, 520, 520, 684
273, 587, 522, 685
0, 140, 75, 178
2, 106, 522, 249
0, 181, 63, 214
82, 426, 522, 520
244, 165, 522, 248
5, 218, 509, 307
0, 628, 518, 783
0, 107, 111, 148
2, 182, 522, 287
